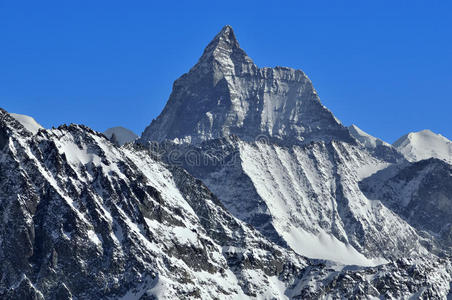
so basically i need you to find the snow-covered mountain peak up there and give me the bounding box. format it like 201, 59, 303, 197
9, 112, 43, 134
393, 129, 452, 163
186, 25, 254, 80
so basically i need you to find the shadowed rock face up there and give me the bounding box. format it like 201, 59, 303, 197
141, 25, 353, 145
360, 158, 452, 249
0, 126, 8, 150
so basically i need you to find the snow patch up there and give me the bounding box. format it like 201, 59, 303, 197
356, 162, 391, 180
172, 226, 198, 246
87, 229, 102, 247
283, 227, 387, 267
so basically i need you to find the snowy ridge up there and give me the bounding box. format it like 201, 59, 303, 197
348, 124, 390, 149
162, 138, 427, 264
360, 158, 452, 248
139, 26, 439, 264
137, 25, 452, 298
0, 108, 306, 298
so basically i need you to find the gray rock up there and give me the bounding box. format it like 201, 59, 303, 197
141, 26, 353, 146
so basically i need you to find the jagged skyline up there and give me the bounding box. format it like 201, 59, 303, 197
1, 1, 451, 143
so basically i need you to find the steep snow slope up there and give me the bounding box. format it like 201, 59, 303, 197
348, 124, 404, 163
393, 129, 452, 164
9, 113, 43, 134
236, 141, 398, 265
155, 139, 429, 265
104, 126, 138, 146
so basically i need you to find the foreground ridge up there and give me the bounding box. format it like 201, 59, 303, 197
1, 107, 451, 298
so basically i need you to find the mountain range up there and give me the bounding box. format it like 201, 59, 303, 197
1, 26, 451, 299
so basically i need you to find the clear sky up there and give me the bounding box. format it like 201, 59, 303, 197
1, 1, 451, 142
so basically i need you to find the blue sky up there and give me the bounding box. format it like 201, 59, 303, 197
1, 1, 451, 142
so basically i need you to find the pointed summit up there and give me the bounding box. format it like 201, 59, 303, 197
201, 25, 241, 56
208, 25, 238, 48
141, 26, 352, 145
195, 25, 254, 76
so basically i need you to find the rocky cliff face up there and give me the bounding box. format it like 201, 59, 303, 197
141, 25, 352, 145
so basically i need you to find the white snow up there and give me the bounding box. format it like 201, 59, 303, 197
60, 141, 99, 165
282, 227, 386, 267
11, 137, 91, 225
87, 229, 102, 247
104, 127, 138, 146
393, 129, 452, 164
122, 148, 197, 217
9, 113, 43, 134
171, 226, 198, 246
235, 141, 405, 266
356, 162, 391, 180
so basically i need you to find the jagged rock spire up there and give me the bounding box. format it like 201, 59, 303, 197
141, 26, 352, 145
191, 25, 254, 79
201, 25, 241, 58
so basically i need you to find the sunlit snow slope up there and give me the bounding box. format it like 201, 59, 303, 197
393, 129, 452, 164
